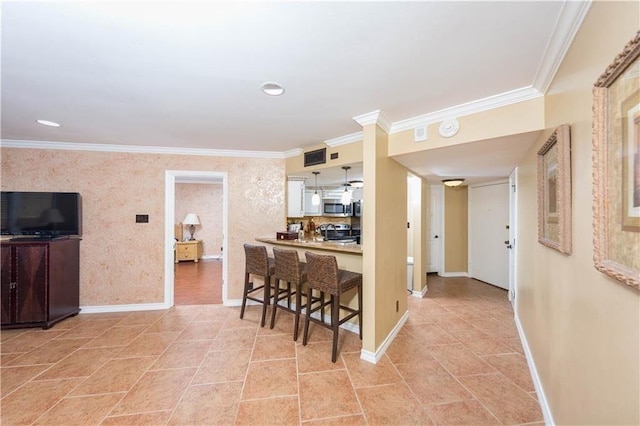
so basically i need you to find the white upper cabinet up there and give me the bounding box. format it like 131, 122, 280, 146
287, 179, 305, 218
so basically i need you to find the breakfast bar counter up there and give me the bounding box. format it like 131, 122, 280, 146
255, 237, 362, 272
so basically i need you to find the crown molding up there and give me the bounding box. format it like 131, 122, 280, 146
283, 148, 304, 158
532, 0, 592, 93
324, 131, 363, 147
353, 110, 392, 133
0, 139, 287, 159
389, 86, 542, 134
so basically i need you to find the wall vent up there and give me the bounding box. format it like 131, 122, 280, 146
304, 148, 326, 167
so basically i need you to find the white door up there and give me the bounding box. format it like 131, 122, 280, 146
469, 182, 509, 290
508, 169, 518, 303
427, 185, 443, 273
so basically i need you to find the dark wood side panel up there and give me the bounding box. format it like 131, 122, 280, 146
15, 244, 48, 323
48, 239, 80, 321
1, 245, 13, 324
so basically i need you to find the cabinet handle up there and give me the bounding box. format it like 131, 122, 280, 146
10, 282, 16, 289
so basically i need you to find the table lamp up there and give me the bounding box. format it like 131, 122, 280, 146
183, 213, 200, 241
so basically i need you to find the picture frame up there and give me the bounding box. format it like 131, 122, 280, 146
593, 31, 640, 289
537, 124, 572, 254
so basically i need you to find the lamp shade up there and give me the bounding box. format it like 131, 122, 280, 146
341, 188, 352, 206
311, 192, 321, 206
183, 213, 200, 225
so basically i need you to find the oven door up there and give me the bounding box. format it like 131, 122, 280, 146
323, 201, 352, 217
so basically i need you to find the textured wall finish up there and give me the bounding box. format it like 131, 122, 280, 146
0, 148, 284, 305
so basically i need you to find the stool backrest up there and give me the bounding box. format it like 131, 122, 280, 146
244, 244, 269, 275
273, 248, 302, 282
305, 251, 339, 294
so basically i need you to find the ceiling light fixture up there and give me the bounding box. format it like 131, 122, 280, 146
349, 180, 364, 188
261, 82, 285, 96
311, 171, 321, 206
36, 119, 61, 127
341, 166, 353, 206
442, 179, 465, 187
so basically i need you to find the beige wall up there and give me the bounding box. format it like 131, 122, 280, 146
362, 123, 408, 351
0, 148, 284, 305
175, 183, 223, 256
516, 2, 639, 424
388, 97, 545, 157
444, 186, 468, 273
285, 140, 363, 174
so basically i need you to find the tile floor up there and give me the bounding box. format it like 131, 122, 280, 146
1, 276, 543, 425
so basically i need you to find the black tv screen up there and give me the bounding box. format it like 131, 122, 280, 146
1, 192, 82, 237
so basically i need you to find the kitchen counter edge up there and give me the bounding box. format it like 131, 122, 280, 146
255, 237, 363, 255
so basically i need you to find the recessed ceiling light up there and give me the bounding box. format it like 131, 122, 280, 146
261, 82, 285, 96
37, 119, 61, 127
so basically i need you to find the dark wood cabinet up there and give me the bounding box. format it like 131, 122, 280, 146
1, 238, 80, 329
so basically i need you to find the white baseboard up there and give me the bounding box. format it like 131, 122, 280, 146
80, 302, 170, 314
438, 272, 469, 278
411, 286, 428, 298
201, 254, 222, 260
360, 310, 409, 364
514, 312, 554, 425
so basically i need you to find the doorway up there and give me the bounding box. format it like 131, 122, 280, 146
468, 181, 509, 290
164, 171, 228, 307
174, 182, 223, 305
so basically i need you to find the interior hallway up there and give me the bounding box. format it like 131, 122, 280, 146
0, 276, 542, 425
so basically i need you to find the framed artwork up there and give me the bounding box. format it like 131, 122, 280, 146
537, 124, 572, 254
593, 31, 640, 289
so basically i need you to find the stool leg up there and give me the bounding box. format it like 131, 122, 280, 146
358, 284, 363, 340
302, 290, 312, 346
260, 275, 270, 327
294, 283, 302, 341
270, 278, 279, 329
240, 272, 250, 319
320, 291, 325, 323
331, 294, 339, 363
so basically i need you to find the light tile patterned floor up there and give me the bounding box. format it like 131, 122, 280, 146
0, 276, 543, 425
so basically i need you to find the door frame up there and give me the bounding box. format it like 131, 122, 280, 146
165, 170, 229, 307
508, 168, 518, 303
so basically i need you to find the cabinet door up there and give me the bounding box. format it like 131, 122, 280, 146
1, 245, 12, 324
304, 190, 322, 216
287, 180, 305, 218
15, 245, 47, 324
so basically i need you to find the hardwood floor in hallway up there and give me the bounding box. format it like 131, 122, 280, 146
0, 275, 543, 425
174, 258, 222, 305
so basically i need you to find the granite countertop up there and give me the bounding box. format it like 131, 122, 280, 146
255, 237, 363, 255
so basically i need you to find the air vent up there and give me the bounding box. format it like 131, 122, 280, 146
304, 148, 326, 167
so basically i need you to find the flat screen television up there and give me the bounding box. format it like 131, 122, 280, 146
1, 192, 82, 237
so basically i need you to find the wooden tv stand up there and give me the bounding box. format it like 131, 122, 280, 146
1, 237, 81, 329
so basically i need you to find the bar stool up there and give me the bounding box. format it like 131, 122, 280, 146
303, 251, 362, 363
270, 248, 325, 341
241, 244, 276, 327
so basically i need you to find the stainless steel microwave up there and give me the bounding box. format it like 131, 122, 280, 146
323, 201, 352, 217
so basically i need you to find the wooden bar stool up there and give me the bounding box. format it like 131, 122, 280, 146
303, 251, 362, 363
241, 244, 275, 327
270, 248, 324, 341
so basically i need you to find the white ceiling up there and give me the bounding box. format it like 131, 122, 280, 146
1, 1, 585, 184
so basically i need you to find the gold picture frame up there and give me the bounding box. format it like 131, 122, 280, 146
537, 124, 572, 254
593, 31, 640, 289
